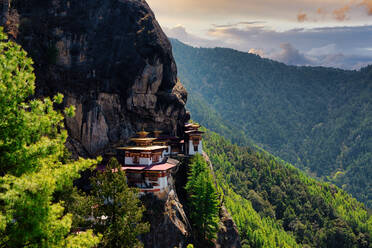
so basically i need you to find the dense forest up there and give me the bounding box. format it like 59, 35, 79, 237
203, 128, 372, 247
171, 39, 372, 208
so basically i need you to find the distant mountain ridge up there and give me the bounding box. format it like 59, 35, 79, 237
170, 38, 372, 208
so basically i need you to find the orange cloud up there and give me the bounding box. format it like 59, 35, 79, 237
360, 0, 372, 15
295, 0, 372, 22
317, 8, 327, 15
248, 48, 265, 57
296, 8, 325, 22
297, 13, 308, 22
333, 5, 351, 21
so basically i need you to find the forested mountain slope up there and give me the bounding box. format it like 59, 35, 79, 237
203, 128, 372, 247
171, 39, 372, 208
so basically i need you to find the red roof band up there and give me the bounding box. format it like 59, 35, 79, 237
122, 162, 177, 172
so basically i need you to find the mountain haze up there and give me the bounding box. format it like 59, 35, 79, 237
171, 39, 372, 208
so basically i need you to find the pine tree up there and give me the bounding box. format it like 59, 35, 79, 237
0, 28, 100, 247
185, 154, 219, 244
91, 158, 149, 248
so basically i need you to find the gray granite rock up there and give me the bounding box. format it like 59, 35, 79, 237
4, 0, 189, 156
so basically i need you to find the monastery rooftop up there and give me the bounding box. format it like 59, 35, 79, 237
116, 145, 168, 151
121, 163, 176, 172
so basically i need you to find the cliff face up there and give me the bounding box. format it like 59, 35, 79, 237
3, 0, 188, 156
141, 187, 192, 247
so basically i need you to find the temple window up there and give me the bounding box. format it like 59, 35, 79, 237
194, 145, 198, 152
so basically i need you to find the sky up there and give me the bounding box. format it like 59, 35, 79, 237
146, 0, 372, 70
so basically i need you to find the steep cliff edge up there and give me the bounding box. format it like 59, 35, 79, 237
141, 185, 192, 247
3, 0, 189, 156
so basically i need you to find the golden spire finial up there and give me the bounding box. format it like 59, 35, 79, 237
137, 125, 149, 138
153, 129, 162, 138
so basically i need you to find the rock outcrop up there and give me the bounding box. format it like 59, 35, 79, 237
216, 206, 242, 248
3, 0, 189, 156
141, 189, 191, 248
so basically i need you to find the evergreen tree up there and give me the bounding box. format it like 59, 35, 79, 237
0, 28, 100, 247
185, 154, 219, 245
91, 158, 149, 248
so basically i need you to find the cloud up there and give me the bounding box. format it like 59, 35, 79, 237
248, 48, 265, 57
272, 43, 313, 65
147, 0, 372, 69
238, 21, 267, 25
333, 5, 351, 21
206, 25, 372, 55
166, 24, 372, 69
211, 21, 266, 29
297, 0, 372, 22
317, 8, 327, 15
310, 53, 372, 69
297, 13, 308, 22
147, 0, 372, 31
163, 25, 193, 41
308, 44, 337, 55
360, 0, 372, 15
163, 25, 225, 48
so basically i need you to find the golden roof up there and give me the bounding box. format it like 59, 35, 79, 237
137, 129, 150, 138
153, 130, 162, 137
130, 137, 157, 142
117, 145, 168, 151
185, 123, 200, 129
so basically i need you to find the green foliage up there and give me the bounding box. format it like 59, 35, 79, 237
0, 28, 99, 247
171, 39, 372, 208
203, 128, 372, 247
60, 187, 96, 231
185, 154, 220, 245
224, 187, 300, 248
91, 158, 150, 248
